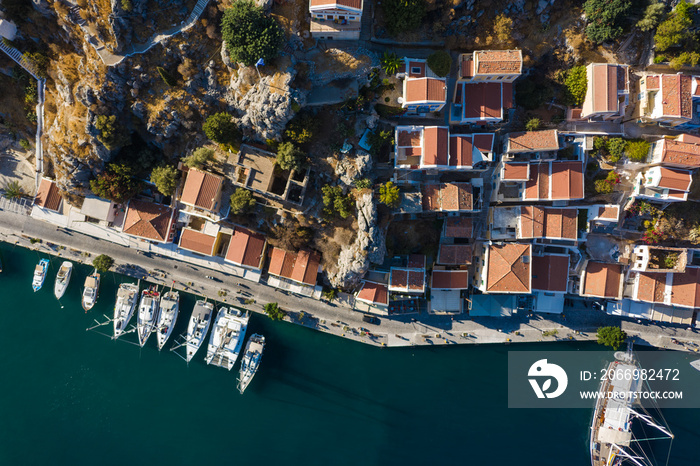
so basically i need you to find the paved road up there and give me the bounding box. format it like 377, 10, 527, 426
2, 207, 699, 352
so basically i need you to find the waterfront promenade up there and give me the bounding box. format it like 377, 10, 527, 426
1, 207, 699, 352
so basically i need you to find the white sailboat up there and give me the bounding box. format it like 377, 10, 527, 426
185, 300, 214, 362
53, 261, 73, 299
113, 282, 139, 339
82, 270, 100, 311
205, 307, 249, 370
237, 334, 265, 394
137, 286, 160, 347
32, 259, 49, 292
156, 290, 180, 351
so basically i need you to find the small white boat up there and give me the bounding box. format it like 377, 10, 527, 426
113, 283, 139, 339
186, 300, 214, 362
237, 334, 265, 394
32, 259, 49, 292
156, 290, 180, 351
137, 286, 160, 347
53, 261, 73, 299
205, 307, 249, 370
82, 271, 100, 311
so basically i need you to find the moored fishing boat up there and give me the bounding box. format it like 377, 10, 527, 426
113, 282, 139, 339
53, 261, 73, 299
137, 286, 160, 347
82, 270, 100, 311
186, 300, 214, 362
237, 334, 265, 394
205, 307, 249, 370
32, 259, 49, 292
156, 290, 179, 351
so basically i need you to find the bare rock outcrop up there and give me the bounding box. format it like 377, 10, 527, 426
327, 192, 386, 289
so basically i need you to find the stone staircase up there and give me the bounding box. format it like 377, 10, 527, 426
0, 41, 40, 79
183, 0, 210, 31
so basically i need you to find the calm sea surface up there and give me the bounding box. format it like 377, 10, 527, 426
0, 242, 697, 465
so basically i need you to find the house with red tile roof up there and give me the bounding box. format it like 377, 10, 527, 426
355, 281, 390, 314
581, 64, 629, 121
637, 72, 699, 128
648, 134, 700, 168
632, 166, 693, 202
458, 50, 523, 83
495, 161, 584, 203
443, 217, 473, 238
33, 178, 63, 213
267, 247, 321, 287
490, 206, 578, 242
394, 125, 494, 170
429, 270, 468, 314
422, 182, 475, 212
629, 266, 700, 309
121, 199, 176, 243
180, 167, 225, 220
224, 226, 267, 270
178, 227, 221, 256
586, 204, 621, 233
389, 254, 426, 294
397, 58, 447, 115
437, 244, 472, 265
505, 130, 560, 156
308, 0, 362, 40
580, 261, 624, 300
531, 253, 570, 314
475, 242, 531, 294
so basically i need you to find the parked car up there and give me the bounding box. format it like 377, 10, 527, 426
362, 314, 379, 325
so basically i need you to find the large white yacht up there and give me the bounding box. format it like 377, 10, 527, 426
113, 283, 139, 339
205, 307, 249, 370
185, 300, 214, 362
156, 290, 180, 351
137, 286, 160, 347
53, 261, 73, 299
237, 334, 265, 394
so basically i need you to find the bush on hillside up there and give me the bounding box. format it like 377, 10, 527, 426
221, 1, 284, 66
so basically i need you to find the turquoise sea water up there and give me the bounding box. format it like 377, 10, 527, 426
0, 242, 697, 465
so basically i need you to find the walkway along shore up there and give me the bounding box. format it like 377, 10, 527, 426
1, 207, 699, 352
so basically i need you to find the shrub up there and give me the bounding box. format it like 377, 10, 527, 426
19, 139, 31, 150
322, 185, 353, 219
284, 112, 317, 146
607, 138, 627, 162
379, 181, 400, 208
594, 179, 614, 194
493, 13, 513, 44
626, 140, 650, 162
636, 2, 666, 31
654, 0, 692, 52
276, 142, 306, 171
367, 129, 393, 157
354, 178, 372, 189
375, 103, 406, 118
150, 165, 179, 196
230, 188, 256, 215
380, 51, 403, 75
89, 163, 143, 203
596, 326, 627, 350
94, 115, 129, 150
525, 118, 542, 132
157, 66, 177, 86
203, 113, 239, 145
264, 302, 286, 321
121, 0, 133, 12
381, 0, 425, 36
426, 51, 452, 77
584, 0, 632, 43
221, 1, 284, 66
669, 51, 700, 70
653, 54, 667, 64
593, 136, 608, 152
322, 288, 338, 301
22, 52, 49, 79
3, 180, 25, 199
183, 147, 214, 169
92, 254, 114, 273
564, 65, 587, 106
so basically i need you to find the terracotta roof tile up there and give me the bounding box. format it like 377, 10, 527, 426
35, 178, 62, 212
423, 127, 449, 166
582, 262, 622, 298
550, 161, 584, 200
502, 162, 529, 180
389, 268, 425, 292
636, 272, 666, 304
657, 167, 693, 191
460, 55, 474, 79
519, 205, 545, 238
437, 244, 472, 265
661, 74, 692, 119
268, 247, 320, 286
408, 254, 425, 269
475, 50, 522, 74
524, 163, 550, 200
502, 82, 513, 108
661, 138, 700, 167
507, 130, 559, 153
422, 183, 472, 211
178, 228, 216, 256
519, 206, 577, 242
397, 129, 421, 147
473, 134, 495, 153
122, 199, 174, 242
356, 281, 389, 305
598, 205, 619, 220
444, 217, 473, 238
486, 243, 531, 293
463, 82, 502, 120
590, 64, 621, 113
646, 75, 660, 89
422, 184, 441, 211
407, 61, 426, 78
405, 78, 446, 103
181, 168, 224, 211
431, 270, 469, 290
449, 135, 473, 167
225, 227, 266, 269
532, 255, 569, 292
670, 267, 700, 308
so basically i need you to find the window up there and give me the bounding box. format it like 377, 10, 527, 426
544, 292, 555, 297
496, 76, 504, 80
411, 66, 421, 74
327, 15, 333, 19
317, 14, 324, 19
348, 16, 355, 20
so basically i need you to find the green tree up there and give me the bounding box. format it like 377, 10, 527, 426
354, 178, 372, 189
264, 302, 286, 321
379, 181, 400, 208
92, 254, 114, 273
229, 188, 256, 215
221, 1, 284, 66
276, 142, 306, 172
493, 13, 513, 45
593, 136, 608, 153
670, 51, 700, 70
636, 2, 666, 31
584, 0, 632, 43
381, 0, 426, 36
596, 326, 627, 350
564, 65, 587, 106
3, 180, 26, 199
426, 51, 452, 77
654, 1, 692, 52
607, 138, 627, 162
89, 163, 143, 203
626, 140, 650, 162
94, 115, 129, 150
284, 112, 317, 146
203, 113, 239, 145
525, 117, 542, 132
322, 185, 353, 219
150, 165, 179, 196
183, 147, 215, 169
367, 129, 393, 157
381, 51, 403, 75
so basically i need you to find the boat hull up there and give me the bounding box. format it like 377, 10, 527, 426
156, 292, 180, 351
113, 283, 138, 339
237, 334, 265, 394
185, 301, 214, 362
53, 262, 73, 300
